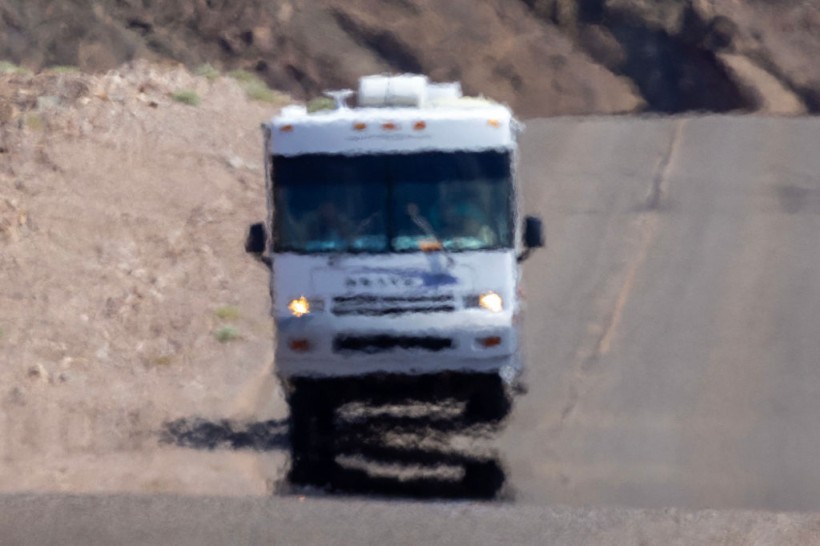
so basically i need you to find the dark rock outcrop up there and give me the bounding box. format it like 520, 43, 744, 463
1, 0, 817, 115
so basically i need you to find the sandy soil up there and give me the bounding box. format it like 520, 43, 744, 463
0, 62, 289, 495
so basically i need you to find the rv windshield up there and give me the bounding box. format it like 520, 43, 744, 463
273, 150, 513, 253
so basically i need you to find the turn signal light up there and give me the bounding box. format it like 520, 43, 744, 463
289, 339, 311, 352
478, 336, 502, 348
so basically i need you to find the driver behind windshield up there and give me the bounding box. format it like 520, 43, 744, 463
302, 201, 356, 243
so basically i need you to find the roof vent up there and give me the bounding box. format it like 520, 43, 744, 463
358, 74, 428, 107
427, 82, 463, 103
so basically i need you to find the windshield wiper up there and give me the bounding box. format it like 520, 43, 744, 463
406, 203, 454, 266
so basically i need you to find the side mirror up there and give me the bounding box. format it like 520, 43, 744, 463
518, 215, 545, 262
245, 222, 271, 268
245, 222, 267, 254
524, 215, 545, 248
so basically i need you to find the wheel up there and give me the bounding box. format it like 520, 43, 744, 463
463, 374, 512, 424
287, 379, 339, 487
462, 459, 506, 498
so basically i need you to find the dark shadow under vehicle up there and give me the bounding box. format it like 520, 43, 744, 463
162, 372, 509, 500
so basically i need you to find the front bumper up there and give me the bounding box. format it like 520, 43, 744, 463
274, 311, 520, 379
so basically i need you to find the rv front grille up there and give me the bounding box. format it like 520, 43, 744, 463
331, 295, 456, 316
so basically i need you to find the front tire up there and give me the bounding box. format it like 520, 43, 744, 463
287, 379, 339, 487
463, 373, 512, 424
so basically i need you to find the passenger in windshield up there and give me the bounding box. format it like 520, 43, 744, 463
437, 201, 495, 244
426, 186, 498, 249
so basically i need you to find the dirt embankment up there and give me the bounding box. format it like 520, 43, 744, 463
0, 62, 288, 494
2, 1, 819, 116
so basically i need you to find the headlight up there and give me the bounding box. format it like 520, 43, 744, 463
288, 296, 310, 317
468, 291, 503, 313
479, 291, 503, 312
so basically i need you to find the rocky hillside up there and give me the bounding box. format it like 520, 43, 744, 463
1, 0, 819, 116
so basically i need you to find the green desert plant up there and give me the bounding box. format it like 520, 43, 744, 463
0, 61, 30, 75
244, 80, 283, 103
24, 113, 44, 130
214, 305, 240, 321
215, 325, 241, 343
171, 89, 201, 106
47, 65, 80, 74
196, 63, 221, 81
307, 96, 335, 113
227, 69, 258, 83
151, 355, 174, 367
228, 70, 285, 103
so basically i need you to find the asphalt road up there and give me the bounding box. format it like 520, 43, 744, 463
4, 115, 820, 543
509, 115, 820, 511
1, 493, 819, 545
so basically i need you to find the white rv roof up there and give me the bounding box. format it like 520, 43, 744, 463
266, 75, 518, 157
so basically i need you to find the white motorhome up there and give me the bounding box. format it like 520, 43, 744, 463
246, 74, 543, 484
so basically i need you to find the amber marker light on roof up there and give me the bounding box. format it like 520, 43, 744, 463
487, 119, 501, 128
382, 122, 398, 131
413, 121, 426, 131
279, 124, 294, 132
353, 122, 367, 131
